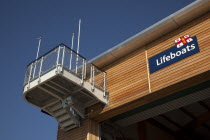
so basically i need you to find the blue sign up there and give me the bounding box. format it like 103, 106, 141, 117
149, 36, 199, 74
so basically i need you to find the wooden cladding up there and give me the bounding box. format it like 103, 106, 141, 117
57, 120, 88, 140
56, 12, 210, 140
87, 119, 99, 140
91, 12, 210, 122
57, 119, 99, 140
148, 13, 210, 93
103, 48, 149, 111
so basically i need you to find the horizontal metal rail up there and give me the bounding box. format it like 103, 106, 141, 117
90, 64, 106, 96
24, 44, 107, 94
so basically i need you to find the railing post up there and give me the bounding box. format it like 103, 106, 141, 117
76, 54, 79, 74
84, 60, 86, 79
56, 46, 61, 73
32, 61, 37, 78
38, 56, 44, 83
81, 59, 85, 84
61, 46, 65, 72
103, 72, 106, 97
92, 65, 95, 91
69, 50, 73, 70
27, 64, 33, 88
90, 65, 93, 83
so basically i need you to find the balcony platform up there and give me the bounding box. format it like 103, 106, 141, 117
23, 44, 108, 130
24, 66, 108, 116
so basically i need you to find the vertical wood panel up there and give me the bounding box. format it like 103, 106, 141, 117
145, 49, 151, 93
87, 119, 99, 140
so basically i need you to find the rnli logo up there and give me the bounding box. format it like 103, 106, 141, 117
149, 35, 200, 74
174, 35, 193, 48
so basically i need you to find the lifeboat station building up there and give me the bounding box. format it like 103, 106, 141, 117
23, 1, 210, 140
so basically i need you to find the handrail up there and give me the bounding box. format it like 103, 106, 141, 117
90, 64, 106, 95
24, 44, 107, 94
26, 43, 86, 68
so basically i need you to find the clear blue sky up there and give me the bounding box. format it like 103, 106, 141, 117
0, 0, 195, 139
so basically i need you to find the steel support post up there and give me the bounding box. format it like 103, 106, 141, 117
38, 56, 44, 83
81, 59, 85, 84
76, 54, 79, 74
32, 61, 37, 78
84, 60, 87, 79
56, 46, 61, 73
61, 46, 65, 72
69, 50, 73, 70
27, 64, 33, 88
103, 72, 106, 97
92, 65, 95, 91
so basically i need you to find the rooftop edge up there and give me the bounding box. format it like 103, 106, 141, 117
88, 0, 210, 68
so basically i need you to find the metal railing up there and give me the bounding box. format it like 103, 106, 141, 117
90, 64, 106, 96
24, 44, 107, 95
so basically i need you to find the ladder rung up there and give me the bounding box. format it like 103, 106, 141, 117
63, 124, 78, 131
54, 109, 66, 117
60, 119, 74, 128
57, 114, 71, 122
50, 103, 63, 112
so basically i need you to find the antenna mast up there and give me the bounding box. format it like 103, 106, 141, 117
71, 33, 74, 50
77, 19, 81, 54
36, 37, 42, 60
32, 37, 42, 78
76, 19, 81, 74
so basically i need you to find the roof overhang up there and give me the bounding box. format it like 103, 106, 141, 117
89, 0, 210, 68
